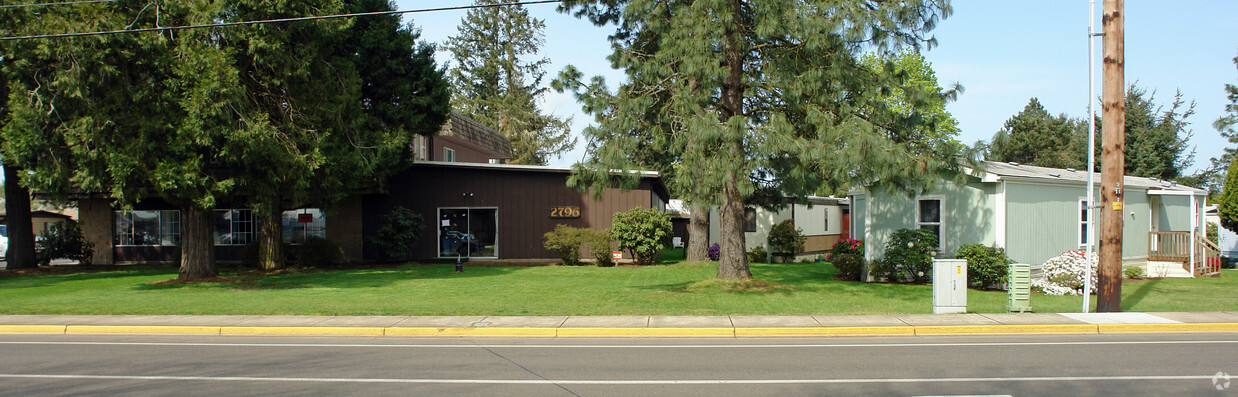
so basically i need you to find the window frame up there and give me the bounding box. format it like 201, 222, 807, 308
915, 195, 944, 250
213, 209, 254, 246
1078, 198, 1091, 247
436, 206, 499, 259
114, 210, 180, 247
444, 147, 456, 162
743, 208, 757, 233
282, 208, 326, 244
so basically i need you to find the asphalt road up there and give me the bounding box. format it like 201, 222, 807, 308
2, 333, 1236, 396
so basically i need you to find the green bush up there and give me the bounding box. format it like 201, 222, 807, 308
369, 206, 423, 261
747, 245, 768, 263
767, 219, 806, 255
544, 224, 587, 266
1123, 265, 1145, 279
610, 207, 672, 266
587, 229, 615, 267
295, 236, 343, 268
34, 220, 94, 266
1224, 257, 1238, 270
879, 228, 938, 283
828, 238, 864, 281
954, 243, 1012, 289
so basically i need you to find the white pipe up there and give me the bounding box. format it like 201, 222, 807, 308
1190, 194, 1197, 276
1083, 0, 1097, 313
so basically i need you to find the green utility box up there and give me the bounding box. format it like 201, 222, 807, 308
1007, 263, 1032, 313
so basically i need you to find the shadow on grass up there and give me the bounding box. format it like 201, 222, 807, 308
1121, 278, 1162, 309
134, 263, 536, 291
0, 265, 177, 288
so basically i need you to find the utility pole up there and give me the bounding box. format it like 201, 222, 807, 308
1098, 0, 1124, 312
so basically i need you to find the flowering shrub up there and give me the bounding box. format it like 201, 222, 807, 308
828, 238, 864, 281
707, 243, 721, 261
1031, 250, 1098, 295
954, 243, 1013, 289
877, 228, 937, 283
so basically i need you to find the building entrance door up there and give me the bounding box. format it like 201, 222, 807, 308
438, 208, 498, 258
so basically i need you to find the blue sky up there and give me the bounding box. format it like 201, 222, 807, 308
398, 1, 1238, 172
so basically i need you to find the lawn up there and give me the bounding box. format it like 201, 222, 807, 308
1, 256, 1235, 316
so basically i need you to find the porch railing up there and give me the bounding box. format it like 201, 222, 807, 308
1148, 231, 1191, 262
1147, 231, 1221, 277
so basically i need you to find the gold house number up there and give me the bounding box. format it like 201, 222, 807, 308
549, 206, 581, 219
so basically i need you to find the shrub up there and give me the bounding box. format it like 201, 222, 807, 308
954, 243, 1013, 289
295, 236, 342, 268
828, 238, 864, 281
868, 258, 898, 282
1224, 257, 1238, 270
543, 224, 587, 266
1031, 250, 1098, 295
767, 219, 806, 255
879, 228, 938, 283
610, 207, 672, 266
35, 220, 94, 266
707, 243, 721, 261
587, 229, 615, 267
746, 245, 768, 263
1123, 265, 1145, 279
369, 206, 423, 261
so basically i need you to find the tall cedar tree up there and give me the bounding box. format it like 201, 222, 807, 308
0, 1, 447, 277
558, 0, 968, 280
1214, 54, 1238, 230
985, 98, 1084, 169
444, 0, 574, 165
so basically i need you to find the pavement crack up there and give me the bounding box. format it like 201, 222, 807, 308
473, 342, 581, 397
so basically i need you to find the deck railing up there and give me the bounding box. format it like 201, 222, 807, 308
1147, 231, 1220, 277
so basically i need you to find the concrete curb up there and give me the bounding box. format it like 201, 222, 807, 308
4, 323, 1238, 337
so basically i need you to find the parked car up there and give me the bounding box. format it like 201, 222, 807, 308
0, 224, 8, 259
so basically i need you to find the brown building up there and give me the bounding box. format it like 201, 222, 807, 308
74, 112, 669, 264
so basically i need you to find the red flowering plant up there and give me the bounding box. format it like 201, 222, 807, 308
827, 238, 865, 281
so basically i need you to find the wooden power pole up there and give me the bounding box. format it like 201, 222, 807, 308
1098, 0, 1125, 312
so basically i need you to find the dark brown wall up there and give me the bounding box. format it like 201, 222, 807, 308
428, 135, 505, 164
363, 164, 661, 260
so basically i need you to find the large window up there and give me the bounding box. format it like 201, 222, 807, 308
115, 210, 180, 246
916, 197, 943, 248
439, 207, 497, 258
214, 209, 254, 246
282, 208, 326, 244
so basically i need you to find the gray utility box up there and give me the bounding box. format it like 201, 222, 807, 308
933, 259, 968, 314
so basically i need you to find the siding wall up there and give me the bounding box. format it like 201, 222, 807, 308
326, 196, 364, 263
707, 201, 842, 255
363, 165, 660, 260
862, 181, 995, 262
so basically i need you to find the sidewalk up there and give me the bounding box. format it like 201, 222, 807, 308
2, 312, 1238, 337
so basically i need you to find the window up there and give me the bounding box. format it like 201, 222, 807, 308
439, 207, 498, 258
744, 208, 757, 233
214, 209, 254, 246
282, 208, 326, 244
916, 197, 943, 248
115, 210, 180, 246
444, 147, 456, 162
1079, 199, 1090, 247
414, 136, 427, 161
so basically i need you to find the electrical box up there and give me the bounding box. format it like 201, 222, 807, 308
933, 259, 967, 314
1007, 263, 1032, 313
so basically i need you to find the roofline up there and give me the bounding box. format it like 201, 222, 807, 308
412, 161, 661, 178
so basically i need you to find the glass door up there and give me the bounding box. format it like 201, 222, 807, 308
438, 208, 498, 258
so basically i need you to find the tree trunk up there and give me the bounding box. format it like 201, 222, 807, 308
178, 205, 217, 280
686, 201, 710, 262
258, 203, 284, 271
4, 164, 38, 269
716, 173, 751, 280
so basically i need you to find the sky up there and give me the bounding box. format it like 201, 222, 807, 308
397, 1, 1238, 172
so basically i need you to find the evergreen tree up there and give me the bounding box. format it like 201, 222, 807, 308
1115, 86, 1195, 181
444, 0, 574, 165
1189, 53, 1238, 194
558, 0, 967, 280
985, 98, 1084, 169
1219, 160, 1238, 233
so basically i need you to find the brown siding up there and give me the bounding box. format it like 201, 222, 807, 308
428, 135, 506, 164
804, 235, 839, 254
363, 164, 661, 260
327, 196, 364, 263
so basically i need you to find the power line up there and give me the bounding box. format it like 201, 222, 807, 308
0, 0, 562, 41
0, 0, 118, 10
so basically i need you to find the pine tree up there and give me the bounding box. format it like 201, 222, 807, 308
444, 0, 574, 165
985, 98, 1084, 169
1219, 160, 1238, 233
559, 0, 966, 280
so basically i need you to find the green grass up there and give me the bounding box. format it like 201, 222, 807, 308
1, 261, 1235, 316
